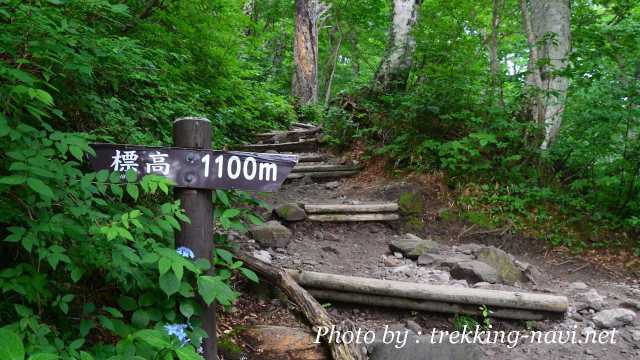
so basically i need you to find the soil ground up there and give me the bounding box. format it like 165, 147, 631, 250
218, 148, 640, 360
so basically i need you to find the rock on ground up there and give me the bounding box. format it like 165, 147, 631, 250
275, 203, 307, 221
252, 250, 272, 264
390, 234, 442, 259
450, 260, 499, 284
249, 220, 292, 248
475, 246, 528, 285
241, 325, 328, 359
367, 331, 482, 360
592, 308, 636, 329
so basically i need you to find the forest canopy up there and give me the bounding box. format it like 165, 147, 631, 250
0, 0, 639, 358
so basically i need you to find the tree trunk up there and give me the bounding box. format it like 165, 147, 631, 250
489, 0, 505, 109
374, 0, 421, 91
292, 0, 329, 106
520, 0, 571, 150
323, 26, 343, 105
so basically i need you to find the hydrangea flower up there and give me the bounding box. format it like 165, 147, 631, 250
164, 323, 190, 346
176, 246, 195, 259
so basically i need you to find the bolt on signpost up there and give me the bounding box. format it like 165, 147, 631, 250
87, 117, 298, 360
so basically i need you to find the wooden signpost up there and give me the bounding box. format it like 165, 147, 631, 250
87, 117, 298, 360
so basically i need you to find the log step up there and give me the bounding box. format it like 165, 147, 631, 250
303, 203, 399, 214
292, 164, 360, 173
287, 170, 359, 180
256, 127, 321, 143
292, 122, 318, 129
298, 153, 327, 163
307, 213, 400, 222
288, 270, 569, 319
309, 289, 559, 321
233, 139, 318, 153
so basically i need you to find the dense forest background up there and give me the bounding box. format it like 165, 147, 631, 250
0, 0, 639, 358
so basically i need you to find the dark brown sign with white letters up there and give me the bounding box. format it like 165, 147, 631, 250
88, 143, 298, 192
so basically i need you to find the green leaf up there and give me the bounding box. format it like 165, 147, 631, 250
0, 327, 24, 360
28, 353, 58, 360
240, 267, 259, 283
179, 302, 195, 319
69, 145, 83, 161
131, 309, 150, 328
175, 347, 204, 360
126, 169, 138, 183
0, 176, 26, 185
222, 208, 241, 219
158, 258, 171, 275
103, 306, 124, 318
215, 190, 230, 207
26, 178, 55, 199
134, 329, 171, 349
215, 249, 233, 264
159, 272, 180, 296
126, 184, 139, 200
197, 275, 237, 306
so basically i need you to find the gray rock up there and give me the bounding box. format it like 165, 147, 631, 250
416, 254, 472, 268
390, 234, 442, 259
592, 308, 636, 329
405, 320, 422, 335
274, 203, 306, 221
631, 329, 640, 342
476, 246, 528, 285
252, 250, 272, 264
249, 220, 292, 248
451, 261, 499, 284
324, 181, 340, 189
367, 332, 482, 360
569, 282, 589, 291
575, 289, 606, 311
456, 243, 483, 254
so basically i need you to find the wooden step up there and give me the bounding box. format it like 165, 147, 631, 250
307, 213, 400, 222
256, 127, 321, 143
298, 153, 327, 163
303, 203, 399, 214
287, 170, 359, 180
233, 139, 318, 153
291, 164, 360, 173
292, 122, 318, 129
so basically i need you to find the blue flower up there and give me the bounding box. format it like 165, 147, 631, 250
164, 323, 190, 346
176, 246, 195, 259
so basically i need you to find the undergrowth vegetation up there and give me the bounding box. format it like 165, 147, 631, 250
321, 1, 640, 254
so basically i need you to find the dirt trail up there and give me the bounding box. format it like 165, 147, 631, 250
223, 127, 640, 360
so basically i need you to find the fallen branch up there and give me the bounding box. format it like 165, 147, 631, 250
232, 250, 365, 360
288, 270, 568, 318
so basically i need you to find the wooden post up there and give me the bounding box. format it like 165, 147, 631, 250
173, 117, 217, 359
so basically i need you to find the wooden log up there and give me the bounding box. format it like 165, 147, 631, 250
234, 139, 318, 152
308, 289, 561, 320
288, 270, 569, 314
292, 164, 361, 173
304, 203, 399, 214
287, 170, 359, 180
256, 127, 321, 143
299, 153, 327, 162
292, 122, 319, 129
307, 213, 400, 222
232, 250, 365, 360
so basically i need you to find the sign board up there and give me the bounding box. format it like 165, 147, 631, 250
88, 143, 298, 192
